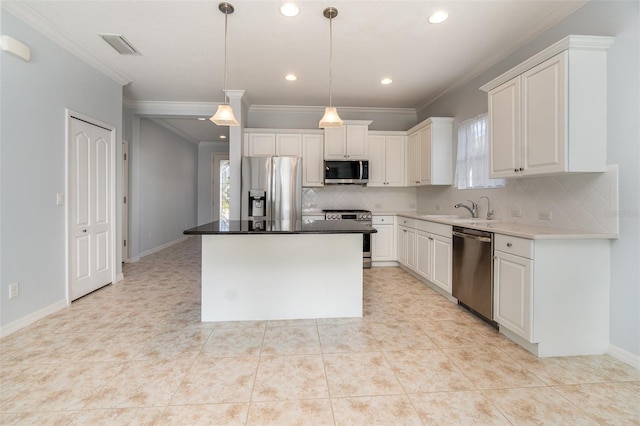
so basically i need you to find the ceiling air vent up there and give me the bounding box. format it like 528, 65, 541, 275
98, 34, 141, 55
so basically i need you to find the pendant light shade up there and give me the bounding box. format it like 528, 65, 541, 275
319, 7, 343, 128
319, 107, 343, 128
210, 103, 238, 126
210, 2, 239, 126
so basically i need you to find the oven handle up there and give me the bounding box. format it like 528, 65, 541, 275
452, 231, 492, 243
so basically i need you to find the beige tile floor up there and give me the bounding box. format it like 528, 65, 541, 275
1, 236, 639, 425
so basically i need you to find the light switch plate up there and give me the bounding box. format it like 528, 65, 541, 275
56, 193, 64, 205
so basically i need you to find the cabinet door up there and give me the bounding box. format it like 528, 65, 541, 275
494, 251, 533, 341
407, 132, 420, 186
416, 231, 433, 280
324, 127, 346, 159
372, 224, 394, 261
276, 134, 302, 156
247, 133, 276, 157
488, 78, 521, 178
406, 228, 417, 270
418, 126, 431, 185
367, 135, 386, 187
397, 226, 408, 265
385, 136, 406, 187
522, 52, 567, 176
432, 235, 452, 294
345, 125, 368, 159
302, 134, 324, 187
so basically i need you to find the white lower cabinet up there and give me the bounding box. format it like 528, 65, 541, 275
397, 216, 453, 295
494, 249, 533, 341
372, 216, 395, 262
492, 233, 610, 357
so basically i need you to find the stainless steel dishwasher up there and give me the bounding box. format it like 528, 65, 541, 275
452, 226, 496, 326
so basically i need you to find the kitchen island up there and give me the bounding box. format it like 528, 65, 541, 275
184, 220, 376, 322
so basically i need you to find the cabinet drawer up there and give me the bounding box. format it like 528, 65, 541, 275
372, 215, 395, 225
397, 217, 416, 228
415, 219, 452, 237
495, 234, 533, 258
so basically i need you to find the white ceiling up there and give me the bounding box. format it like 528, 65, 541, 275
4, 0, 587, 142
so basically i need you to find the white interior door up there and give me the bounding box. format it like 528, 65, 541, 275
69, 116, 113, 300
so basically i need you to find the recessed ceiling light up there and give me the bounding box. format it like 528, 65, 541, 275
197, 117, 207, 121
285, 73, 298, 81
429, 11, 448, 24
220, 135, 227, 139
380, 78, 393, 85
280, 3, 299, 17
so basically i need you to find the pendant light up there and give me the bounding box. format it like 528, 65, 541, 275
319, 7, 343, 128
210, 2, 239, 126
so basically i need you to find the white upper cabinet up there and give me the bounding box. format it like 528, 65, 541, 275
368, 133, 406, 187
246, 133, 302, 157
324, 120, 371, 160
302, 134, 324, 187
406, 117, 453, 186
246, 133, 276, 157
276, 134, 303, 157
482, 35, 613, 178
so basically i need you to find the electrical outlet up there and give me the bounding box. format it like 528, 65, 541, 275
435, 204, 441, 211
374, 204, 382, 209
409, 203, 416, 209
9, 282, 19, 299
538, 210, 552, 221
511, 208, 522, 217
56, 193, 64, 206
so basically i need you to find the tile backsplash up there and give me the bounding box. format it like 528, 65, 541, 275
418, 165, 619, 235
304, 166, 618, 235
303, 186, 417, 213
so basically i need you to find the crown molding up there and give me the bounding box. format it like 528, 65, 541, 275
126, 100, 220, 116
2, 1, 131, 86
249, 104, 416, 116
480, 35, 614, 92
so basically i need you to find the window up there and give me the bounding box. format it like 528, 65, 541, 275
454, 114, 504, 189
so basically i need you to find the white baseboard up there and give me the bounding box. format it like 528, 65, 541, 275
608, 344, 640, 370
136, 236, 189, 260
126, 256, 140, 263
0, 299, 68, 338
116, 273, 124, 282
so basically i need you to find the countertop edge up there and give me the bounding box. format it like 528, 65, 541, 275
394, 213, 617, 240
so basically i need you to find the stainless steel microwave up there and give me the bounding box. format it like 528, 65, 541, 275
324, 160, 369, 185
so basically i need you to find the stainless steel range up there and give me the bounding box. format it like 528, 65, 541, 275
324, 209, 372, 268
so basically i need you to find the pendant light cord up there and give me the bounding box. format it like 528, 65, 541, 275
223, 7, 229, 104
328, 13, 333, 108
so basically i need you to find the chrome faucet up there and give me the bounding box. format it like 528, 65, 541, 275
479, 196, 495, 220
454, 200, 478, 218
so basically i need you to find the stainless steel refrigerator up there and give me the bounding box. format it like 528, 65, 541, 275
241, 156, 302, 222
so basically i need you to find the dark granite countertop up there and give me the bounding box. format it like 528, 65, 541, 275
184, 220, 377, 235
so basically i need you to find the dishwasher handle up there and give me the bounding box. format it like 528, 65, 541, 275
452, 231, 492, 243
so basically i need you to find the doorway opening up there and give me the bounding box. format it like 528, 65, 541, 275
212, 154, 230, 223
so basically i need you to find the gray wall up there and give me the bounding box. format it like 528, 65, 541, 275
1, 11, 123, 328
418, 1, 639, 357
137, 119, 198, 255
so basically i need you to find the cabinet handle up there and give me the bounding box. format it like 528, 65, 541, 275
82, 229, 87, 233
506, 242, 512, 247
519, 167, 524, 171
514, 168, 518, 173
403, 229, 407, 233
428, 237, 434, 241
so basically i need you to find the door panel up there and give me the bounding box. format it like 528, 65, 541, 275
70, 117, 113, 300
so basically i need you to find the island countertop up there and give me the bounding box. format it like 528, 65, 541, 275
184, 220, 377, 235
